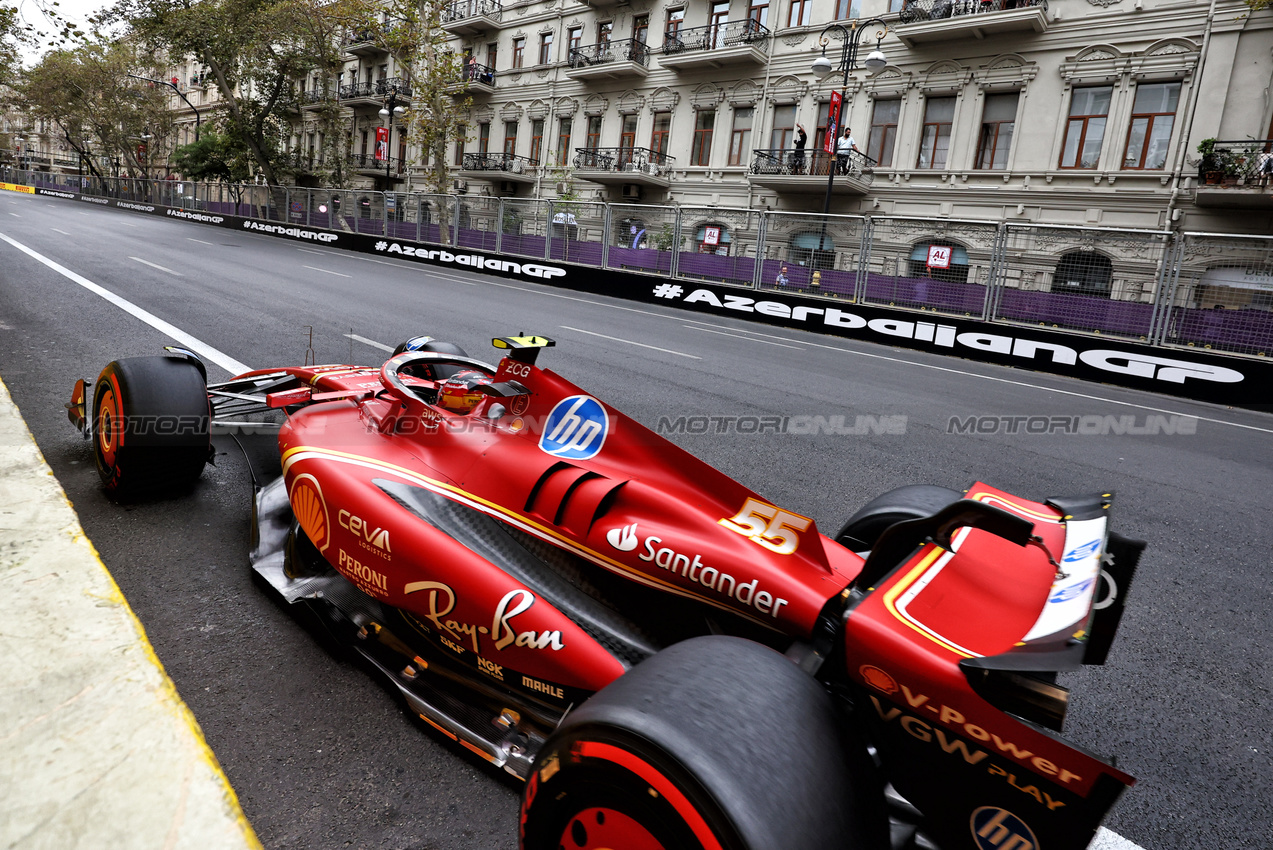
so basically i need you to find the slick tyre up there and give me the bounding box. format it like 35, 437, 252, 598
92, 356, 210, 498
520, 636, 887, 850
835, 484, 964, 553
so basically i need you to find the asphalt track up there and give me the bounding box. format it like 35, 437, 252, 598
1, 190, 1270, 849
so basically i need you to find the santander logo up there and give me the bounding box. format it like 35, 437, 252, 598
606, 522, 640, 552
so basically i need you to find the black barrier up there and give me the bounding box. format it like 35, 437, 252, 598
28, 185, 1273, 411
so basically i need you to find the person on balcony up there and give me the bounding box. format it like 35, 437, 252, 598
837, 128, 859, 175
793, 124, 808, 174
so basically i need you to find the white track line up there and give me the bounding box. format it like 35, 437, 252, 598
559, 326, 701, 359
130, 256, 184, 276
302, 265, 350, 278
344, 334, 393, 352
1090, 827, 1146, 849
686, 325, 806, 350
0, 233, 249, 376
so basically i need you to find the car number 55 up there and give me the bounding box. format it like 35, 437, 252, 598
719, 498, 812, 555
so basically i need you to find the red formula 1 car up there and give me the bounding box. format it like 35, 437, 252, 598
68, 336, 1143, 850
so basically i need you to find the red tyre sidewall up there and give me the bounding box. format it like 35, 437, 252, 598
520, 730, 741, 850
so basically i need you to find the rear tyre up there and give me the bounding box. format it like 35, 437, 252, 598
92, 356, 210, 498
520, 636, 887, 850
835, 484, 963, 553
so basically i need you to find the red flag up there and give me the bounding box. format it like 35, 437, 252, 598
823, 91, 842, 153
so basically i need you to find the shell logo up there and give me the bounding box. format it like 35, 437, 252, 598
859, 665, 899, 695
290, 473, 330, 552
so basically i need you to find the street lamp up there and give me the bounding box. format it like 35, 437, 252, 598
811, 18, 888, 218
378, 86, 405, 187
127, 74, 201, 141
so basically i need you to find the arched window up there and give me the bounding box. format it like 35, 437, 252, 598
790, 231, 835, 270
1052, 251, 1112, 296
907, 241, 970, 284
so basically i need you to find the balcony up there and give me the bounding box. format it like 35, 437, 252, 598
344, 28, 384, 57
349, 153, 407, 177
446, 63, 497, 96
458, 152, 539, 184
442, 0, 502, 35
298, 89, 335, 110
894, 0, 1048, 47
340, 78, 413, 108
566, 39, 651, 82
659, 20, 770, 71
747, 148, 875, 195
281, 151, 323, 174
1194, 140, 1273, 210
572, 147, 673, 188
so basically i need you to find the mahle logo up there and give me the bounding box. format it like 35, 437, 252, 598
606, 522, 639, 552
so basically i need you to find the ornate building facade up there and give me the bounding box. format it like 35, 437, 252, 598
412, 0, 1270, 234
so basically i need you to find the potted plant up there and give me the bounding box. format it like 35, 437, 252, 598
1196, 138, 1224, 184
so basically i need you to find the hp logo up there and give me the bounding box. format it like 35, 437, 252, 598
540, 395, 609, 460
970, 807, 1037, 850
1062, 539, 1101, 563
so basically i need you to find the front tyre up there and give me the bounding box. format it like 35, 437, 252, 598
93, 356, 210, 498
520, 636, 887, 850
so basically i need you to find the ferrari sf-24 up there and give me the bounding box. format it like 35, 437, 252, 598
67, 334, 1143, 850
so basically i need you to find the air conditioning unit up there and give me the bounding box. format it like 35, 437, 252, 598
555, 181, 570, 194
499, 180, 518, 196
453, 179, 468, 194
621, 183, 643, 201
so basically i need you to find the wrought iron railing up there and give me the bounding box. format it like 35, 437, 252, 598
897, 0, 1046, 23
461, 152, 539, 173
662, 19, 770, 55
573, 146, 674, 175
344, 28, 378, 46
568, 39, 651, 69
339, 78, 413, 100
750, 147, 876, 178
348, 153, 406, 174
443, 0, 502, 25
1197, 140, 1273, 185
457, 62, 497, 86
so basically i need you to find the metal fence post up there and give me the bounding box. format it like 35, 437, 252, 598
495, 198, 504, 254
602, 203, 611, 269
1148, 233, 1183, 346
984, 223, 1008, 321
545, 201, 554, 260
753, 212, 768, 290
855, 217, 873, 303
670, 206, 682, 280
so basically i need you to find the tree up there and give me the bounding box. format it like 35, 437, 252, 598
171, 131, 249, 182
100, 0, 338, 187
17, 40, 173, 178
324, 0, 470, 193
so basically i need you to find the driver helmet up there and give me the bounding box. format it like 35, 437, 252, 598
437, 370, 493, 414
394, 337, 469, 381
